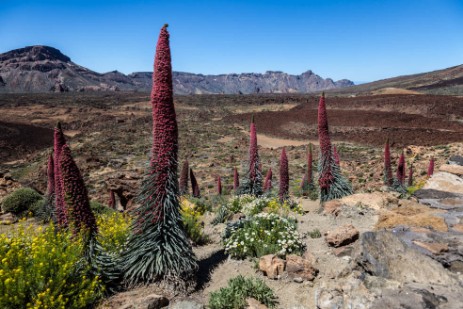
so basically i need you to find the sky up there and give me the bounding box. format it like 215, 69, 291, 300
1, 0, 462, 83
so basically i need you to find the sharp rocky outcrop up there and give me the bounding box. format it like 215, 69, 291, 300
0, 45, 354, 94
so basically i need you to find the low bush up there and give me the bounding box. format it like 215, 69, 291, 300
224, 213, 305, 259
208, 275, 278, 309
0, 223, 104, 308
90, 200, 115, 215
1, 188, 42, 215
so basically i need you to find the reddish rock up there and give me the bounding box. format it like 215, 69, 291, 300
285, 254, 319, 281
324, 224, 359, 247
323, 200, 342, 216
452, 224, 463, 233
259, 254, 285, 279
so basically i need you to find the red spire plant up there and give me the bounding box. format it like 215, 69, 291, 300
53, 122, 68, 227
190, 168, 201, 198
237, 116, 263, 196
384, 139, 393, 186
428, 157, 435, 177
317, 93, 352, 202
279, 148, 289, 202
59, 144, 97, 235
263, 168, 273, 192
179, 160, 189, 195
122, 25, 197, 288
233, 168, 239, 192
109, 190, 116, 209
217, 176, 222, 195
397, 151, 406, 184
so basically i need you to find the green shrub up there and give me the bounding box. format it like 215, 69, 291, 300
224, 213, 305, 259
209, 275, 278, 309
90, 200, 115, 215
0, 223, 104, 308
308, 228, 322, 238
1, 188, 42, 215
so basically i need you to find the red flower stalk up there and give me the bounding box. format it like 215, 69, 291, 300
179, 160, 189, 195
279, 147, 289, 201
217, 175, 222, 195
333, 145, 340, 166
190, 168, 201, 198
249, 115, 258, 181
307, 144, 313, 185
233, 168, 239, 191
263, 168, 273, 192
46, 153, 54, 197
53, 122, 68, 227
408, 164, 413, 187
428, 157, 435, 177
318, 93, 334, 190
396, 151, 406, 184
60, 144, 97, 235
384, 138, 393, 186
109, 190, 116, 209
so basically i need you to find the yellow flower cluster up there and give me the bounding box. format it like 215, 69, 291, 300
0, 223, 103, 309
96, 212, 131, 256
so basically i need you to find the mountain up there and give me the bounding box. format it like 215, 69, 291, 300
332, 64, 463, 96
0, 45, 354, 94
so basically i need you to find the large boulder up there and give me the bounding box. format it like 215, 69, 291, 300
439, 164, 463, 177
423, 172, 463, 195
324, 224, 359, 247
258, 254, 285, 279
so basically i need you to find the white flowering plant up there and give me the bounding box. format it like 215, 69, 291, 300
223, 213, 305, 259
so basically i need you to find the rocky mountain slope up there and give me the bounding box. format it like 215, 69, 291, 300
333, 64, 463, 95
0, 45, 353, 94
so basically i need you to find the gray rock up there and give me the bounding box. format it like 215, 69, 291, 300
449, 155, 463, 166
169, 300, 204, 309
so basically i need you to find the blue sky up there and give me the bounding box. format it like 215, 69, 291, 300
1, 0, 462, 82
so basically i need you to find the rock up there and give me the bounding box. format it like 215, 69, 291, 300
354, 231, 457, 286
285, 254, 319, 281
338, 192, 398, 210
293, 277, 303, 283
0, 213, 17, 225
99, 290, 169, 309
258, 254, 285, 279
439, 164, 463, 176
415, 188, 463, 200
230, 212, 245, 221
423, 172, 463, 195
322, 200, 342, 215
169, 300, 204, 309
413, 240, 449, 255
333, 245, 354, 257
245, 297, 268, 309
324, 224, 359, 247
452, 224, 463, 233
449, 155, 463, 166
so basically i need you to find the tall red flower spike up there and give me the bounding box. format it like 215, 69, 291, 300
249, 115, 258, 182
263, 168, 273, 192
279, 148, 289, 201
59, 144, 97, 235
233, 168, 239, 192
53, 122, 68, 227
428, 157, 435, 177
318, 93, 334, 190
190, 168, 201, 198
408, 164, 413, 187
317, 93, 352, 201
179, 160, 189, 195
109, 190, 116, 209
217, 175, 222, 195
46, 153, 55, 197
384, 138, 393, 186
123, 25, 197, 287
396, 151, 406, 184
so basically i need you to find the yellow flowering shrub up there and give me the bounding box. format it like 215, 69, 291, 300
96, 212, 131, 256
180, 197, 208, 245
0, 223, 104, 309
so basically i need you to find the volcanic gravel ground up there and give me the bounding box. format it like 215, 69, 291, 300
224, 94, 463, 147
